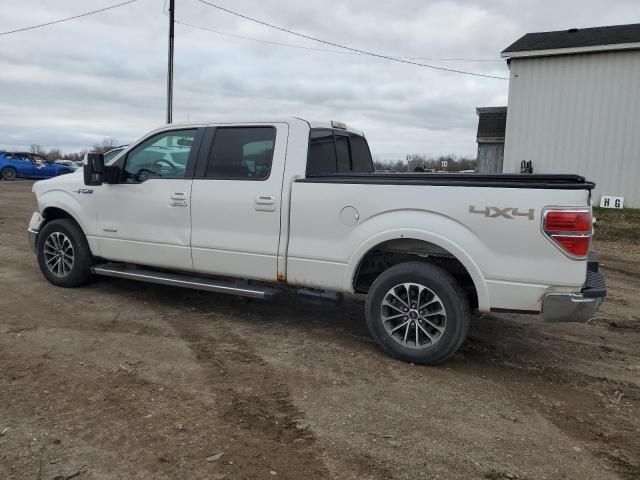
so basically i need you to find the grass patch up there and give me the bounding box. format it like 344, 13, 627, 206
593, 207, 640, 242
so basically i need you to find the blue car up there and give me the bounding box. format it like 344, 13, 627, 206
0, 151, 75, 180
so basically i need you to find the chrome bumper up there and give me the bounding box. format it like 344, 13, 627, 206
28, 228, 38, 253
27, 212, 44, 253
542, 262, 606, 322
542, 293, 603, 322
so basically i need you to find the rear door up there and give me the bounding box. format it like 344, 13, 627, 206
190, 123, 288, 281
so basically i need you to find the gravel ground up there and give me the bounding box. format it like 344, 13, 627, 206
1, 180, 638, 480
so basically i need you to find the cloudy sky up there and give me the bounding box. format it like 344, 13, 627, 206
0, 0, 637, 159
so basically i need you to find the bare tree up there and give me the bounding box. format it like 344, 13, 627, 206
376, 154, 477, 173
92, 137, 119, 154
46, 148, 63, 160
373, 159, 408, 172
30, 144, 46, 155
62, 150, 87, 161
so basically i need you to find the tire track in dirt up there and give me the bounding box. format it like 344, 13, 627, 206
461, 332, 640, 479
165, 313, 331, 480
0, 337, 235, 479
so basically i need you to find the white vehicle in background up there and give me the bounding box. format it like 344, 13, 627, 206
102, 145, 128, 163
54, 159, 82, 170
26, 118, 605, 364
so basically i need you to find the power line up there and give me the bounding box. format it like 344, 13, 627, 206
0, 0, 140, 37
176, 20, 360, 55
195, 0, 508, 80
177, 20, 502, 62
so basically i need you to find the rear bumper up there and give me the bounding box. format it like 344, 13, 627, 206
542, 254, 606, 322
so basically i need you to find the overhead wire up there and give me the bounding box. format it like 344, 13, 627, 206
177, 20, 503, 62
0, 0, 140, 37
195, 0, 508, 80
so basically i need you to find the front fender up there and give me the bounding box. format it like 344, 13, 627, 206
37, 189, 94, 237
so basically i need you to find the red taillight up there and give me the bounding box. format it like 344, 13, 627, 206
543, 209, 592, 258
544, 211, 592, 232
550, 235, 591, 257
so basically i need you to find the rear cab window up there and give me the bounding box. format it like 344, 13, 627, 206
306, 128, 373, 176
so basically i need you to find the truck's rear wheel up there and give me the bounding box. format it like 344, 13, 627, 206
365, 261, 470, 365
36, 219, 93, 287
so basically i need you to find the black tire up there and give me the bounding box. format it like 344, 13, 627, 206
2, 167, 17, 180
37, 219, 93, 287
365, 261, 470, 365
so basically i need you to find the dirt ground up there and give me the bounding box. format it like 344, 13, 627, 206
1, 180, 639, 480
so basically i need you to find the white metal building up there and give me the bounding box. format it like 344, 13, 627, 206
501, 23, 640, 207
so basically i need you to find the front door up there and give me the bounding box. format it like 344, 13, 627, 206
190, 124, 288, 281
95, 128, 201, 271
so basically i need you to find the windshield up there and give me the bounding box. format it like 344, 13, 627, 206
104, 147, 125, 164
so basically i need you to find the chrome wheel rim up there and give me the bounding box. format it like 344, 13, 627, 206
380, 282, 447, 349
43, 232, 74, 277
4, 169, 15, 179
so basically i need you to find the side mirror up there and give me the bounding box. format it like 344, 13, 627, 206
83, 153, 105, 186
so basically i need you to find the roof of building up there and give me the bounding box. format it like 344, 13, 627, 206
502, 23, 640, 58
476, 107, 507, 143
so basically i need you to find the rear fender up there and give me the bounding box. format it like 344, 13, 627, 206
344, 227, 490, 312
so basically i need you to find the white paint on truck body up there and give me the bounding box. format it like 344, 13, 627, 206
287, 182, 589, 312
31, 117, 593, 315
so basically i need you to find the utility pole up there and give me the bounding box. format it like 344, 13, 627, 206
166, 0, 175, 124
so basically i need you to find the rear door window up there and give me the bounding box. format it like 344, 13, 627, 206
204, 127, 276, 180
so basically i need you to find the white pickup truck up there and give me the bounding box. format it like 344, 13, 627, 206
27, 118, 605, 364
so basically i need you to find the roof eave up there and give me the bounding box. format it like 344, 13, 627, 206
501, 41, 640, 59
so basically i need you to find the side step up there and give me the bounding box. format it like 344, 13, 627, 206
91, 263, 278, 300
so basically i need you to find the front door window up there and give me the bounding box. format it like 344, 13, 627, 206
123, 129, 196, 183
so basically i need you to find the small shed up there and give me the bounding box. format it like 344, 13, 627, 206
501, 22, 640, 207
475, 106, 507, 174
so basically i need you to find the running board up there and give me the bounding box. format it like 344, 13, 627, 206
91, 263, 278, 300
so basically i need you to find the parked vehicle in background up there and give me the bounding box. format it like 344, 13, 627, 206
0, 151, 75, 180
26, 118, 606, 364
54, 159, 83, 170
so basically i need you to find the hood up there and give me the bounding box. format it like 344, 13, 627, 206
32, 169, 84, 196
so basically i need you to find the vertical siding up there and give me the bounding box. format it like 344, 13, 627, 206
477, 143, 504, 173
503, 50, 640, 207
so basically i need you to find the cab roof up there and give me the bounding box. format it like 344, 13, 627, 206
157, 117, 365, 137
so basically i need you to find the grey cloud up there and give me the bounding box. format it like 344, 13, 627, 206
0, 0, 637, 157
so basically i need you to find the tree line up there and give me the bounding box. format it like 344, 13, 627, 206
28, 137, 120, 161
374, 154, 477, 172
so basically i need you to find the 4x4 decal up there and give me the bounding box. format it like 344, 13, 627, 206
469, 206, 535, 220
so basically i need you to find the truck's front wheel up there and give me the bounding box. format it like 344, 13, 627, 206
365, 261, 470, 365
36, 219, 93, 287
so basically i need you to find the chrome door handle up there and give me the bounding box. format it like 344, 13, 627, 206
169, 192, 188, 207
255, 195, 276, 212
